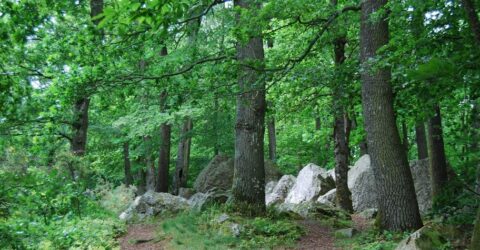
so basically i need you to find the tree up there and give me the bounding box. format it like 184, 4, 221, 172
156, 87, 171, 193
173, 118, 193, 194
360, 0, 422, 231
331, 0, 353, 213
231, 0, 267, 215
123, 141, 133, 186
427, 105, 448, 198
415, 122, 428, 160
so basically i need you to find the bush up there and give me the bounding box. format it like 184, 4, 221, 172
96, 181, 137, 215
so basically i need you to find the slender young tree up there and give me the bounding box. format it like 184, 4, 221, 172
331, 0, 353, 212
231, 0, 266, 215
173, 118, 193, 194
415, 122, 429, 160
123, 141, 133, 186
156, 87, 171, 192
427, 105, 448, 198
360, 0, 422, 231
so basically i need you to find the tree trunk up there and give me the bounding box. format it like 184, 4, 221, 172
462, 0, 480, 45
144, 136, 156, 191
137, 168, 146, 195
331, 20, 353, 212
231, 0, 266, 215
415, 122, 429, 160
213, 93, 220, 156
427, 105, 448, 198
360, 0, 422, 231
173, 118, 193, 195
267, 117, 277, 162
123, 141, 133, 186
401, 120, 409, 155
315, 116, 321, 130
156, 88, 171, 193
472, 207, 480, 249
71, 98, 90, 156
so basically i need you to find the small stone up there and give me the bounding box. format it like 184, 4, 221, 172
335, 228, 356, 238
357, 208, 378, 220
230, 223, 242, 237
216, 213, 230, 224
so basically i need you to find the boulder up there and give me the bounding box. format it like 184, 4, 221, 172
395, 224, 447, 250
188, 190, 230, 211
178, 187, 195, 199
317, 188, 336, 206
285, 163, 335, 204
335, 228, 356, 238
348, 154, 377, 212
119, 191, 189, 221
266, 175, 296, 206
410, 159, 432, 215
265, 181, 278, 194
194, 155, 283, 193
276, 202, 349, 222
357, 208, 378, 220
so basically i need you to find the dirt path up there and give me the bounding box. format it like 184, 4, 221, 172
292, 219, 338, 250
118, 224, 168, 250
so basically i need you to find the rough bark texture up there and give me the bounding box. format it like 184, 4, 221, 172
415, 122, 429, 160
360, 0, 422, 231
123, 141, 133, 186
462, 0, 480, 45
71, 98, 90, 156
401, 120, 409, 154
472, 207, 480, 250
156, 89, 171, 193
267, 117, 277, 162
427, 105, 448, 198
144, 136, 156, 191
332, 27, 353, 213
231, 0, 266, 215
173, 118, 193, 195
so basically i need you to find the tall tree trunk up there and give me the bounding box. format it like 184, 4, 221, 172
144, 136, 156, 191
156, 87, 171, 193
315, 116, 321, 130
123, 141, 133, 186
472, 207, 480, 249
427, 105, 448, 198
267, 117, 277, 162
137, 167, 147, 195
360, 0, 422, 231
415, 122, 429, 160
401, 120, 409, 155
462, 0, 480, 45
331, 13, 353, 212
213, 93, 220, 156
71, 98, 90, 156
173, 118, 193, 194
231, 0, 266, 215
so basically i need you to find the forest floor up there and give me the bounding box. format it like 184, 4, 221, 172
118, 218, 345, 250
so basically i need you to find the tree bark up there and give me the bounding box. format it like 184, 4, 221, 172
231, 0, 266, 215
415, 122, 429, 160
360, 0, 422, 231
472, 207, 480, 250
267, 117, 277, 162
427, 105, 448, 198
156, 88, 171, 193
173, 118, 193, 194
71, 98, 90, 156
462, 0, 480, 45
123, 141, 133, 186
144, 136, 156, 191
331, 19, 353, 212
401, 120, 409, 155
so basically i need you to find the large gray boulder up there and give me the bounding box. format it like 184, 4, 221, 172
317, 188, 336, 206
410, 159, 432, 215
348, 154, 377, 212
119, 191, 189, 221
395, 224, 447, 250
188, 190, 230, 211
194, 155, 283, 193
285, 163, 335, 204
266, 175, 296, 206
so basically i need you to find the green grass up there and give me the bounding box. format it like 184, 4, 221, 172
335, 228, 406, 250
158, 205, 304, 249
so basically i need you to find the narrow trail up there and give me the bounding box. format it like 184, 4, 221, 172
119, 224, 167, 250
292, 219, 338, 250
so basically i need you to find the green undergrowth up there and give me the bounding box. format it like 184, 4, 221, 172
335, 228, 408, 250
0, 168, 126, 249
157, 205, 305, 249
